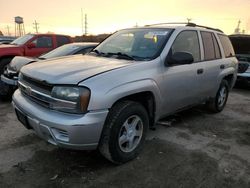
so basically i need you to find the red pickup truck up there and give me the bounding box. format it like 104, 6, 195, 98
0, 34, 72, 73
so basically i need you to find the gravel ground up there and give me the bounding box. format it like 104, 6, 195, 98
0, 87, 249, 188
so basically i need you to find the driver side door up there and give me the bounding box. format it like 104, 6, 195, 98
25, 36, 54, 57
160, 30, 203, 115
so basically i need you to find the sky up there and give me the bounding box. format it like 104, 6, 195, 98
0, 0, 250, 36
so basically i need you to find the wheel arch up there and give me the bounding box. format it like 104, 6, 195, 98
222, 74, 235, 89
111, 91, 156, 127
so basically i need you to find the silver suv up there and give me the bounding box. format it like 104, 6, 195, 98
13, 23, 238, 164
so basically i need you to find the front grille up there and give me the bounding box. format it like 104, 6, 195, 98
238, 62, 249, 73
3, 68, 18, 79
21, 74, 53, 95
19, 79, 77, 112
21, 90, 50, 108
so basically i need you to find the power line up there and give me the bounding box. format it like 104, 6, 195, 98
33, 20, 39, 33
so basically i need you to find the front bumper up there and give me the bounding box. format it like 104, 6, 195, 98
12, 90, 109, 150
1, 74, 18, 86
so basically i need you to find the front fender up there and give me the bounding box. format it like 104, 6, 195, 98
87, 79, 162, 116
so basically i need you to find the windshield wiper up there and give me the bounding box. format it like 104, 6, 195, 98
91, 49, 100, 54
107, 52, 135, 60
90, 49, 106, 56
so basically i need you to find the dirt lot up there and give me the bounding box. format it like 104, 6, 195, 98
0, 88, 249, 188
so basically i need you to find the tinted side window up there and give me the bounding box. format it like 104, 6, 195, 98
31, 36, 53, 48
171, 30, 200, 63
212, 34, 221, 59
218, 34, 235, 58
201, 32, 215, 60
56, 36, 71, 47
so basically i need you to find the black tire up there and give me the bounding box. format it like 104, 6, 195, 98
0, 57, 13, 74
0, 81, 13, 99
207, 80, 229, 113
98, 101, 149, 164
0, 57, 13, 98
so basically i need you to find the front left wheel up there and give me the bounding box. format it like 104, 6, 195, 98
98, 101, 149, 164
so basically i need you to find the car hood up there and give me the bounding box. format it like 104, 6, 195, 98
9, 56, 38, 72
0, 44, 19, 49
21, 55, 132, 85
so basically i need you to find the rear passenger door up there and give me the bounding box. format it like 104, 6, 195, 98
197, 31, 223, 99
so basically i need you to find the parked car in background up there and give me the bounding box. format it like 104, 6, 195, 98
0, 42, 98, 97
229, 34, 250, 86
13, 23, 237, 164
0, 33, 72, 74
0, 36, 16, 44
0, 33, 72, 98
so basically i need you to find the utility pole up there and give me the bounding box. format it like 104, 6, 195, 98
33, 20, 39, 33
6, 25, 10, 36
85, 14, 88, 35
81, 8, 84, 36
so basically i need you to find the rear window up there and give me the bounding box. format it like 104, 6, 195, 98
218, 35, 235, 58
229, 36, 250, 55
56, 36, 71, 47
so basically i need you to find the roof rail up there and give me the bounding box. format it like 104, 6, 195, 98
145, 22, 224, 33
144, 22, 190, 27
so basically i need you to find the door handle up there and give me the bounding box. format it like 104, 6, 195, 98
197, 68, 204, 74
220, 65, 225, 69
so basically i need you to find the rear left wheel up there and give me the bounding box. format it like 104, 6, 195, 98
207, 80, 229, 113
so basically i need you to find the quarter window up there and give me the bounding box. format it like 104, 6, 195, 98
218, 34, 235, 58
170, 31, 201, 63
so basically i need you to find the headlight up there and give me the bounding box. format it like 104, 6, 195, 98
51, 86, 90, 114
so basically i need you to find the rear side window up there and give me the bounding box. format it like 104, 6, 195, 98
171, 30, 201, 62
31, 36, 53, 48
201, 32, 221, 60
218, 34, 235, 58
56, 36, 71, 47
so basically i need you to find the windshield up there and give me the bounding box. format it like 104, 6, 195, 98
93, 28, 172, 61
39, 44, 80, 59
230, 37, 250, 55
10, 34, 34, 45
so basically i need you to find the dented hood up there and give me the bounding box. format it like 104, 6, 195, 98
21, 55, 132, 85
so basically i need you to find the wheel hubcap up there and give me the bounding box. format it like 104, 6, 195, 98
218, 86, 227, 107
118, 115, 143, 153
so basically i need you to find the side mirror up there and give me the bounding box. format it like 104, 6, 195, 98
165, 52, 194, 66
27, 43, 36, 49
